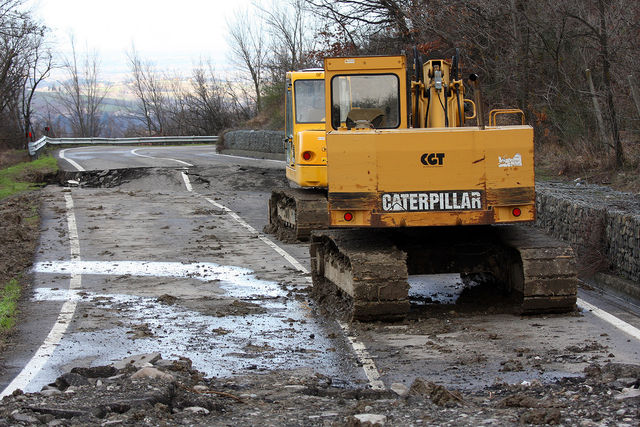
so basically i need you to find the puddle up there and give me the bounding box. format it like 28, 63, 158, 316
33, 260, 282, 298
408, 273, 465, 304
26, 287, 354, 393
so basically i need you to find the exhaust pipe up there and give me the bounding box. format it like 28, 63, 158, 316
469, 74, 485, 130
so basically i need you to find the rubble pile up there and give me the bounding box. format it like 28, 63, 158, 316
1, 354, 638, 426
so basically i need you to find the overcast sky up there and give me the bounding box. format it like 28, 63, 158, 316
28, 0, 258, 80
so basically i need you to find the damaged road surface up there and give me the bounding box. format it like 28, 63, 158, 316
1, 145, 639, 425
1, 165, 361, 394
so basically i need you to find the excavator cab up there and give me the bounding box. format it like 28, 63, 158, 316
283, 69, 328, 187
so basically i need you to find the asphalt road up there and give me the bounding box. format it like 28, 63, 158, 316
1, 144, 639, 397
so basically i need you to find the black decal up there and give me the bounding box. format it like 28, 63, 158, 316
420, 153, 445, 166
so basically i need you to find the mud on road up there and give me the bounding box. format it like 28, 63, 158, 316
0, 192, 41, 353
1, 164, 639, 425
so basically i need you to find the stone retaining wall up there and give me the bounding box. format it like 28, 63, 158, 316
221, 130, 284, 156
536, 182, 640, 283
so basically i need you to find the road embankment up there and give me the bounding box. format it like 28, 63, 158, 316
536, 182, 640, 292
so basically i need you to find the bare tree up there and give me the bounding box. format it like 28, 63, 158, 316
562, 0, 630, 166
0, 0, 50, 147
127, 45, 170, 135
227, 9, 267, 112
183, 62, 237, 134
21, 37, 53, 141
56, 37, 110, 137
259, 0, 317, 72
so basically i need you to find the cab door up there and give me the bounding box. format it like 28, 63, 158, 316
285, 79, 295, 167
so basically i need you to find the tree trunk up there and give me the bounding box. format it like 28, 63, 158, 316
598, 0, 624, 166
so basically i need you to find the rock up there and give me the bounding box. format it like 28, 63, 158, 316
349, 413, 387, 426
113, 353, 162, 370
390, 383, 409, 397
54, 372, 90, 390
12, 413, 39, 423
71, 365, 118, 378
615, 387, 640, 400
193, 385, 209, 392
183, 406, 210, 415
40, 389, 62, 397
130, 367, 175, 381
520, 408, 561, 425
500, 359, 524, 372
408, 378, 463, 407
498, 393, 540, 408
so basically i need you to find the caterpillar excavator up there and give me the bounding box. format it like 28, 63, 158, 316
268, 52, 578, 320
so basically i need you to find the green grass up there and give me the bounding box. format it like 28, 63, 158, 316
0, 155, 58, 200
0, 279, 20, 331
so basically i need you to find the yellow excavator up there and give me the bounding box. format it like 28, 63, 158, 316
268, 52, 577, 320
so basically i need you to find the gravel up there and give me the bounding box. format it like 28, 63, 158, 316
0, 355, 638, 426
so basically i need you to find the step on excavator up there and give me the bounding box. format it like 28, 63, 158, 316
267, 51, 578, 321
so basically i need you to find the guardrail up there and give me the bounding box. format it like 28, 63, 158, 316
28, 136, 219, 157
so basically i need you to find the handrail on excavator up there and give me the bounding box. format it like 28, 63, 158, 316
489, 109, 525, 126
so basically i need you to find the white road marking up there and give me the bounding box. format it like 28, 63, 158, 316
1, 194, 82, 398
33, 260, 281, 296
181, 172, 385, 390
180, 172, 193, 192
59, 149, 85, 172
339, 321, 386, 390
204, 197, 309, 276
130, 148, 193, 167
577, 298, 640, 341
178, 172, 308, 274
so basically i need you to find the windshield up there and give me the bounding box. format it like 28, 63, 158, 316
330, 74, 400, 129
294, 79, 325, 123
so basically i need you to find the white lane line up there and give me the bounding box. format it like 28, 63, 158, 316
131, 148, 193, 167
577, 298, 640, 341
59, 149, 85, 172
338, 321, 386, 390
179, 172, 308, 274
203, 197, 309, 275
180, 172, 193, 192
180, 172, 385, 390
1, 194, 82, 398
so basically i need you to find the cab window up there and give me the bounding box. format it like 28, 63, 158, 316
294, 79, 325, 124
330, 74, 400, 130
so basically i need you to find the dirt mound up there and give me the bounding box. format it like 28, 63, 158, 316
0, 192, 40, 291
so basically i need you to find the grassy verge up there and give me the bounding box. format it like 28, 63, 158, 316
0, 155, 58, 200
0, 279, 20, 333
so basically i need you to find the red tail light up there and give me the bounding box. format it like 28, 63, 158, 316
512, 208, 522, 217
302, 151, 312, 160
344, 212, 353, 221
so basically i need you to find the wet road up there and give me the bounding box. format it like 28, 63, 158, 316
57, 145, 284, 172
2, 144, 640, 396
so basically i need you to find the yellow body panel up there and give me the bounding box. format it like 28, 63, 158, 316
284, 55, 536, 228
285, 70, 328, 188
326, 125, 535, 227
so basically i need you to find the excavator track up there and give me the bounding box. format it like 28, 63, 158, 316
267, 188, 329, 241
310, 225, 577, 321
310, 230, 410, 321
